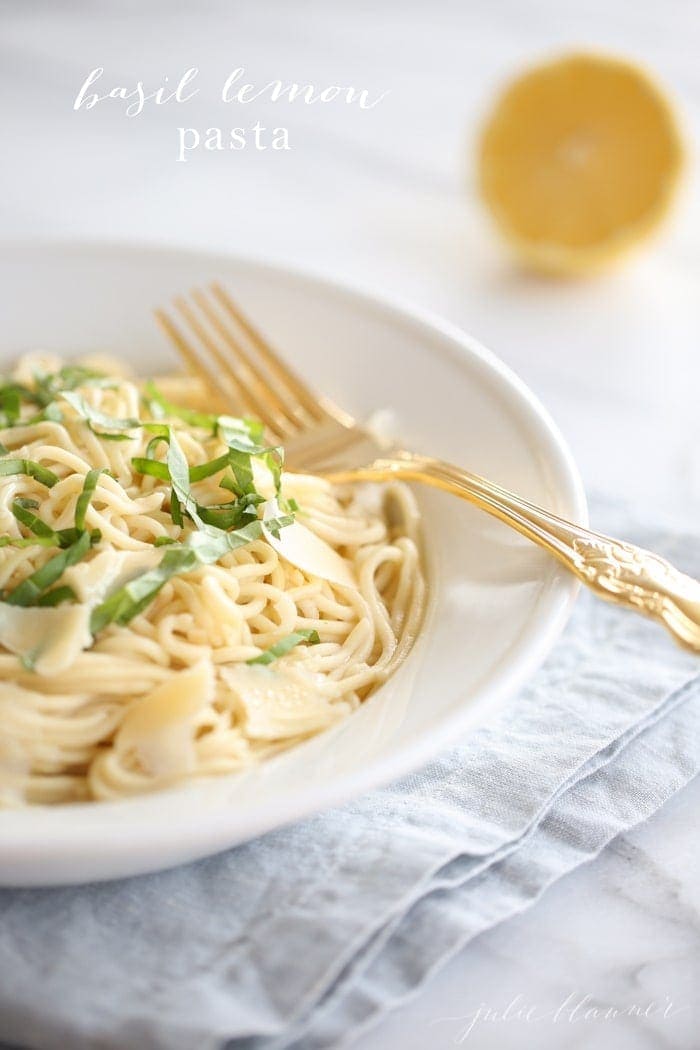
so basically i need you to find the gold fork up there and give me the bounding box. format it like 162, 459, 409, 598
155, 284, 700, 654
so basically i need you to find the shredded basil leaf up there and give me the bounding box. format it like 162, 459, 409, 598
0, 367, 113, 430
0, 388, 21, 427
0, 381, 42, 408
90, 517, 286, 634
166, 428, 198, 523
247, 629, 321, 666
26, 402, 64, 425
225, 448, 255, 496
130, 458, 170, 481
90, 545, 198, 633
32, 365, 111, 406
142, 423, 171, 461
7, 499, 83, 551
11, 498, 59, 541
217, 415, 265, 449
0, 534, 56, 549
143, 381, 219, 432
61, 391, 140, 437
188, 454, 231, 482
3, 531, 94, 606
132, 425, 276, 536
75, 468, 106, 531
196, 492, 263, 531
170, 489, 184, 527
36, 585, 77, 607
90, 425, 135, 442
0, 459, 59, 488
5, 469, 104, 553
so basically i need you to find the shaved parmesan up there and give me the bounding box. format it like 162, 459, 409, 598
117, 661, 213, 778
63, 548, 161, 605
0, 603, 92, 675
262, 499, 356, 588
221, 663, 342, 740
251, 459, 276, 499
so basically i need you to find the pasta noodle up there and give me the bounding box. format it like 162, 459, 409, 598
0, 353, 424, 805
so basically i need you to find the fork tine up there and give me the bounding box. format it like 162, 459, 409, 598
155, 306, 286, 442
191, 288, 311, 433
154, 309, 229, 412
210, 283, 350, 425
173, 296, 294, 440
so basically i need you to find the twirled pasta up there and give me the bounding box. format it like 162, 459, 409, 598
0, 354, 424, 805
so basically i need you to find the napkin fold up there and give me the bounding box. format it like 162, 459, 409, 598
0, 498, 698, 1050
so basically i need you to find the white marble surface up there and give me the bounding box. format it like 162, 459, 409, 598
1, 2, 699, 1047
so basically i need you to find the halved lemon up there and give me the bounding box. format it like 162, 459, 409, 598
478, 52, 684, 274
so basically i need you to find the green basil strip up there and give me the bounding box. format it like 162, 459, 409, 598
166, 428, 198, 522
9, 497, 71, 548
145, 437, 170, 460
196, 494, 262, 531
33, 365, 110, 406
195, 506, 242, 531
61, 391, 140, 434
75, 467, 106, 531
264, 511, 294, 540
170, 489, 184, 527
0, 381, 42, 407
133, 453, 237, 486
144, 381, 219, 431
218, 418, 284, 496
36, 585, 77, 607
88, 423, 134, 441
0, 535, 56, 549
188, 454, 231, 482
0, 388, 21, 427
90, 545, 198, 632
247, 629, 321, 666
11, 499, 59, 541
25, 402, 64, 425
226, 448, 255, 496
56, 364, 109, 387
264, 449, 284, 496
0, 527, 81, 551
0, 367, 113, 427
217, 416, 266, 452
130, 458, 170, 481
7, 469, 104, 549
4, 530, 92, 606
132, 417, 290, 536
90, 517, 273, 633
0, 459, 59, 488
134, 431, 238, 533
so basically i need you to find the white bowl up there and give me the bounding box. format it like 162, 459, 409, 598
0, 242, 586, 885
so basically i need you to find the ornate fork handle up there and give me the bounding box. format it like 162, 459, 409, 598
329, 452, 700, 654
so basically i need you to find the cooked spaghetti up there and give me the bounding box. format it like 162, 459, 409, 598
0, 354, 424, 805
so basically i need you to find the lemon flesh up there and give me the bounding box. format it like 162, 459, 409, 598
478, 53, 684, 273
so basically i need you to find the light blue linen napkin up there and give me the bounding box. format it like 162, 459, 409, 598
0, 498, 698, 1050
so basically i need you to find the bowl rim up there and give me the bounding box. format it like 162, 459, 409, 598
0, 238, 588, 880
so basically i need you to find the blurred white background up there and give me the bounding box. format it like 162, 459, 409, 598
1, 2, 699, 1047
